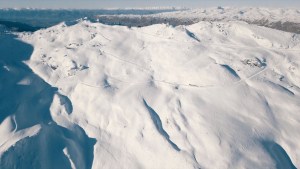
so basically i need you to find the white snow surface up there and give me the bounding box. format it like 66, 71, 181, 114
1, 20, 300, 169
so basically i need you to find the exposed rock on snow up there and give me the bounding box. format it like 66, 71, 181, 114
242, 57, 265, 67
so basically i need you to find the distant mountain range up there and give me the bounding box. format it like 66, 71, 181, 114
1, 7, 300, 33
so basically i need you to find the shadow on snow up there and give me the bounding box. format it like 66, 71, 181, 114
0, 31, 95, 169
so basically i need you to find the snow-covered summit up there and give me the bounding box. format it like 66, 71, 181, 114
1, 18, 300, 169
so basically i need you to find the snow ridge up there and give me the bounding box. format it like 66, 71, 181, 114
1, 19, 300, 169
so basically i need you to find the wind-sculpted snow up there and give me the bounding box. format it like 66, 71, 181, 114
1, 20, 300, 169
262, 141, 297, 169
143, 99, 181, 151
0, 28, 95, 169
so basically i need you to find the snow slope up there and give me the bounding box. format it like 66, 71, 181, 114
1, 20, 300, 169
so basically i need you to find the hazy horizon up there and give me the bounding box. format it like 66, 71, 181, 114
1, 0, 300, 9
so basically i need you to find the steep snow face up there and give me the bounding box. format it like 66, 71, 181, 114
1, 21, 300, 169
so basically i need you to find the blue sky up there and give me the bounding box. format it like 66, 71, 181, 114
0, 0, 300, 9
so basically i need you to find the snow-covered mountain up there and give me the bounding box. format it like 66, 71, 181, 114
152, 7, 300, 23
1, 9, 300, 169
96, 7, 300, 34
